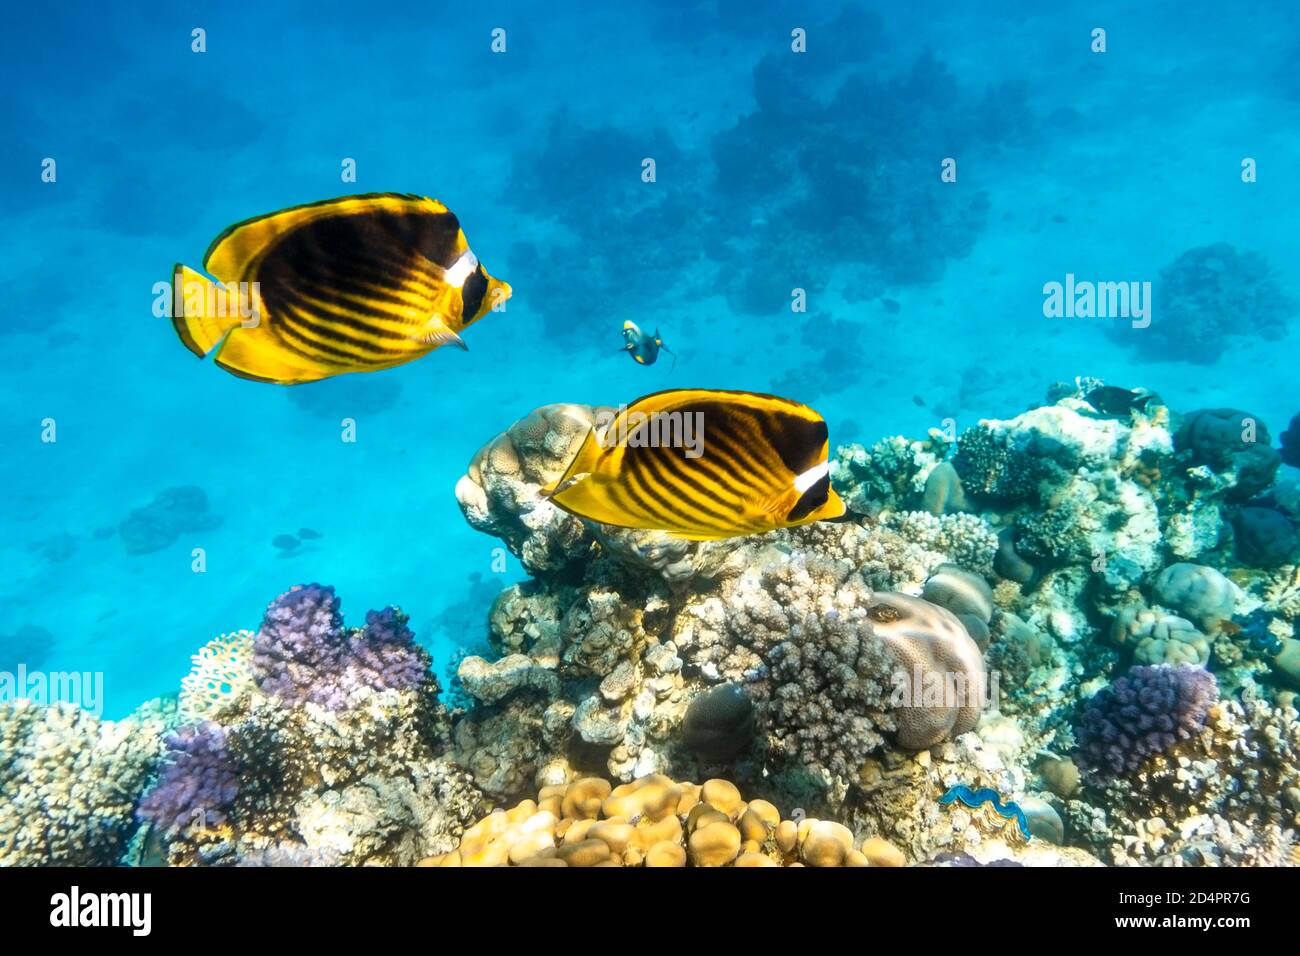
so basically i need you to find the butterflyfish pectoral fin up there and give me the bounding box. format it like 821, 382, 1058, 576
412, 320, 468, 351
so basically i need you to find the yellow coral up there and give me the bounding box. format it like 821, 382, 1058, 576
178, 630, 256, 722
419, 773, 908, 868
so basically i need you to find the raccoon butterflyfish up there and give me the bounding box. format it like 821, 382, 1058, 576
620, 320, 675, 370
170, 193, 511, 384
541, 388, 847, 541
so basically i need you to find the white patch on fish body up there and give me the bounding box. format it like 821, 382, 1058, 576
793, 459, 829, 493
444, 248, 479, 288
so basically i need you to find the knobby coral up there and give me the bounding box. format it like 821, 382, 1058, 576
252, 584, 431, 710
1075, 665, 1219, 777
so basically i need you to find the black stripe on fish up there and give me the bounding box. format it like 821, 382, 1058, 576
628, 450, 708, 526
617, 460, 672, 525
282, 248, 431, 318
290, 287, 412, 341
701, 420, 772, 489
635, 451, 737, 533
647, 448, 744, 527
258, 212, 461, 320
753, 408, 829, 478
272, 265, 419, 346
460, 264, 489, 321
275, 302, 401, 362
680, 443, 760, 507
289, 254, 421, 314
787, 474, 831, 522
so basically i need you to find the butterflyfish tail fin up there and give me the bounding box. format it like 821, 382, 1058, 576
170, 264, 250, 358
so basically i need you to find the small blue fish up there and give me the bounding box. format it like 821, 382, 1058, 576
620, 320, 675, 370
938, 785, 1032, 842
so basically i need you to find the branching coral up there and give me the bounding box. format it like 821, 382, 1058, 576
0, 699, 167, 865
137, 721, 239, 837
252, 584, 431, 710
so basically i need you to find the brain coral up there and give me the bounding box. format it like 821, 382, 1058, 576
454, 403, 608, 573
455, 402, 731, 584
866, 592, 986, 750
1074, 665, 1218, 777
1151, 563, 1236, 629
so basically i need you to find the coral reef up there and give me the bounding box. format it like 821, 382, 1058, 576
9, 374, 1298, 871
1175, 407, 1280, 501
1109, 243, 1296, 363
179, 630, 256, 722
419, 772, 1071, 868
137, 721, 239, 836
1063, 692, 1300, 865
118, 485, 222, 555
0, 698, 169, 865
444, 377, 1297, 869
134, 585, 487, 866
504, 41, 1029, 347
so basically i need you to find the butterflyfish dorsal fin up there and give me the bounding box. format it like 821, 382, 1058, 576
203, 193, 456, 282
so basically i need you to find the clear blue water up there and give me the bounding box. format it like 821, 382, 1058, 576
3, 0, 1297, 717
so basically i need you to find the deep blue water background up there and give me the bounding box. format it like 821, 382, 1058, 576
3, 1, 1297, 717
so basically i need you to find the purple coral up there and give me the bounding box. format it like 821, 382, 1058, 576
346, 607, 431, 694
252, 584, 430, 710
137, 722, 238, 837
1075, 664, 1218, 777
